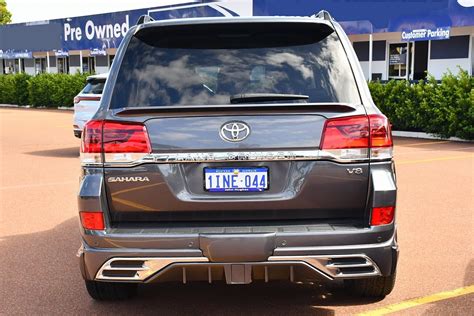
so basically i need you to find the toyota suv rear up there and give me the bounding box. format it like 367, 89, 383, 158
77, 12, 398, 301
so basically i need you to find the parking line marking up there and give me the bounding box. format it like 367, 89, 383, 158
397, 155, 473, 165
357, 285, 474, 316
400, 140, 451, 147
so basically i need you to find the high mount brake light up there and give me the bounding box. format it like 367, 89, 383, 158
320, 114, 393, 160
80, 120, 151, 165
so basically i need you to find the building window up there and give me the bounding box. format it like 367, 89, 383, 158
388, 43, 408, 78
353, 40, 386, 61
82, 57, 95, 73
57, 57, 69, 74
109, 55, 115, 68
430, 35, 470, 59
35, 58, 47, 74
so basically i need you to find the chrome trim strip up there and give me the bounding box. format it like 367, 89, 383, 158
85, 149, 391, 167
82, 150, 393, 167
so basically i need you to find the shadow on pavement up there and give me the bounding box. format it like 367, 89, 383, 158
25, 146, 79, 158
420, 259, 474, 315
0, 218, 381, 315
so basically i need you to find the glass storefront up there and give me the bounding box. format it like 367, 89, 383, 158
388, 43, 409, 79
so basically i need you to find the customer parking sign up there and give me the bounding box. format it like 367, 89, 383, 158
401, 27, 451, 42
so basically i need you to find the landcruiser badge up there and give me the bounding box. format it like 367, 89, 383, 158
220, 121, 250, 142
108, 176, 150, 183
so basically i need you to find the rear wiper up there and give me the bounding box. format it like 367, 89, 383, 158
230, 93, 309, 104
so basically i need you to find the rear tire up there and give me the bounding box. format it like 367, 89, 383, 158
344, 273, 396, 298
85, 280, 137, 300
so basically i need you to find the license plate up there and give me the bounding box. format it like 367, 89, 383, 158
204, 167, 269, 192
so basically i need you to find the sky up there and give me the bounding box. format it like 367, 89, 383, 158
6, 0, 187, 23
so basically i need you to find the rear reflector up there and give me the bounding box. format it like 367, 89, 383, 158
80, 120, 151, 165
80, 211, 105, 230
321, 114, 393, 161
371, 206, 395, 226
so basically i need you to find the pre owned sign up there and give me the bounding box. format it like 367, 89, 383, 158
64, 15, 130, 42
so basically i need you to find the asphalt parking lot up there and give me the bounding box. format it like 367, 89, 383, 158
0, 108, 472, 315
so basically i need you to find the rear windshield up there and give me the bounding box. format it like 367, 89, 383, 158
82, 79, 106, 95
110, 23, 360, 108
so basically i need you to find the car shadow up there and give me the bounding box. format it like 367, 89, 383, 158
420, 259, 474, 315
25, 146, 79, 158
0, 218, 382, 315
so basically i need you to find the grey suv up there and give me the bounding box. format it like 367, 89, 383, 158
78, 12, 398, 301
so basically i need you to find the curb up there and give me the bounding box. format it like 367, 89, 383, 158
392, 131, 472, 143
0, 104, 74, 111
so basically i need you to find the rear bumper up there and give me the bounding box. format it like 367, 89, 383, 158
79, 226, 398, 284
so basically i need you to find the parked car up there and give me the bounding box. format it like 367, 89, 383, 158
78, 12, 398, 300
73, 73, 108, 138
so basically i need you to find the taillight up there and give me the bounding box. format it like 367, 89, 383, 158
371, 206, 395, 226
80, 211, 105, 230
102, 122, 151, 154
321, 116, 369, 149
80, 120, 151, 165
320, 114, 392, 160
74, 96, 101, 104
368, 114, 393, 160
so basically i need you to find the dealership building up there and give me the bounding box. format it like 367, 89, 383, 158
0, 0, 473, 81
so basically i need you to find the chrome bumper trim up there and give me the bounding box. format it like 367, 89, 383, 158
268, 254, 381, 279
96, 257, 209, 281
95, 254, 381, 281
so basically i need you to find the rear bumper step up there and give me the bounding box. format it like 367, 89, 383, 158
94, 254, 381, 284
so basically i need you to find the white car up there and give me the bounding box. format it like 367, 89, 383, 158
73, 73, 108, 138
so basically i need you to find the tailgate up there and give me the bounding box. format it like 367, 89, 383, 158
104, 111, 369, 223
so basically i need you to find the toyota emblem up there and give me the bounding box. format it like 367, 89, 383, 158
219, 121, 251, 142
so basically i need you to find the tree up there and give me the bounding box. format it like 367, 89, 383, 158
0, 0, 12, 24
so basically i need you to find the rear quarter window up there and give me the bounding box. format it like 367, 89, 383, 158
82, 79, 105, 95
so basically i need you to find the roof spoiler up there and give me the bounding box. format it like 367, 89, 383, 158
136, 15, 155, 25
312, 10, 334, 22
